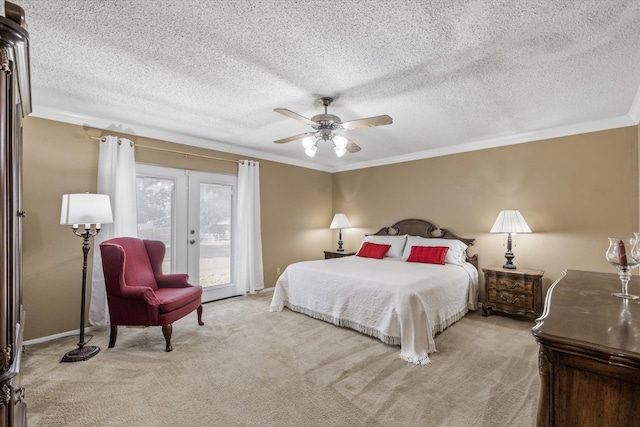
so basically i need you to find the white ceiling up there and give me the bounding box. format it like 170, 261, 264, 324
17, 0, 640, 172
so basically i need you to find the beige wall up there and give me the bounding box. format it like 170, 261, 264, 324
333, 126, 639, 294
22, 116, 639, 341
22, 117, 332, 340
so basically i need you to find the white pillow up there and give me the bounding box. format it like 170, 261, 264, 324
401, 236, 468, 265
360, 234, 408, 258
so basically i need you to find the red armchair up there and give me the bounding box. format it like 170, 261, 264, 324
99, 237, 204, 352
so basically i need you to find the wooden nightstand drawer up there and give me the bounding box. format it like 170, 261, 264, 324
488, 288, 531, 311
324, 250, 356, 259
482, 266, 544, 319
488, 276, 534, 293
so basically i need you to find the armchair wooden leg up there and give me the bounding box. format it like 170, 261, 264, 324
197, 304, 204, 326
162, 324, 173, 352
109, 325, 118, 348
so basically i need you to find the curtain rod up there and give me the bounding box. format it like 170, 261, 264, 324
89, 136, 245, 164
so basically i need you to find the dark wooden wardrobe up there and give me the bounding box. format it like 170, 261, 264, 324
0, 2, 30, 426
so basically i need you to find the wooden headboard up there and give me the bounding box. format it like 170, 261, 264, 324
372, 218, 478, 269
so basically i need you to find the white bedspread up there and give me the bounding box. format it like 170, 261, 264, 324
269, 256, 478, 365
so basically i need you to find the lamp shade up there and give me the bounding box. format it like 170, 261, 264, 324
490, 210, 531, 233
302, 136, 317, 157
333, 135, 348, 157
330, 213, 351, 229
60, 193, 113, 225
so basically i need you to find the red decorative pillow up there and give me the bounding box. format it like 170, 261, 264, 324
356, 242, 392, 259
406, 246, 449, 264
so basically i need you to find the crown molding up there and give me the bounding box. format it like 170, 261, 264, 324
332, 114, 637, 172
30, 105, 637, 175
627, 86, 640, 124
29, 105, 333, 173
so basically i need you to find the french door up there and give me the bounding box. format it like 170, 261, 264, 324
135, 164, 239, 302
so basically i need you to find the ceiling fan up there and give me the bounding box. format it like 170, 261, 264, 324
274, 96, 393, 157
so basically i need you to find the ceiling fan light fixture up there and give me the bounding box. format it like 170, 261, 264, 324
302, 136, 316, 149
274, 96, 392, 160
302, 136, 318, 157
333, 134, 347, 148
333, 134, 348, 157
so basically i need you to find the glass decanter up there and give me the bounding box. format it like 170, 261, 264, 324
606, 237, 640, 299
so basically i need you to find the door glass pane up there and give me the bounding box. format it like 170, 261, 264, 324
136, 175, 174, 273
199, 183, 231, 287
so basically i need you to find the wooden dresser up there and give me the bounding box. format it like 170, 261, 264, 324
532, 270, 640, 427
0, 2, 30, 426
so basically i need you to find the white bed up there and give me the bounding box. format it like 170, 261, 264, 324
270, 219, 479, 365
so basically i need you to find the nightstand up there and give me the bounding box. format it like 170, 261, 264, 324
324, 250, 356, 259
482, 265, 544, 319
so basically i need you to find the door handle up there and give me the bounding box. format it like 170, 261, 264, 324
190, 239, 196, 245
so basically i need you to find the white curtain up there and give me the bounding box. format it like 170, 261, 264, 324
89, 136, 138, 326
236, 160, 264, 294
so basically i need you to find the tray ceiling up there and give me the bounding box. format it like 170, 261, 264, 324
17, 0, 640, 172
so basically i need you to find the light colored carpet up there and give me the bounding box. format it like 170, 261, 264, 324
22, 292, 539, 426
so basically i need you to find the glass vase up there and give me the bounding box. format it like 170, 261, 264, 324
606, 237, 640, 299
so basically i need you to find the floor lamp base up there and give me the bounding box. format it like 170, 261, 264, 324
61, 345, 100, 363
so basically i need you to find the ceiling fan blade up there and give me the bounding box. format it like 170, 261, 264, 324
341, 115, 393, 130
274, 132, 316, 144
274, 108, 317, 126
345, 138, 361, 153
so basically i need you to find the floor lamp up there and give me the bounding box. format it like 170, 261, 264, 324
60, 193, 113, 362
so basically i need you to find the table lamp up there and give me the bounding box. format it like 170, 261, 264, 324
330, 213, 351, 252
490, 210, 531, 270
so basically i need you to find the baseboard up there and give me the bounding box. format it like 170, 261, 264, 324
24, 326, 107, 346
25, 290, 275, 346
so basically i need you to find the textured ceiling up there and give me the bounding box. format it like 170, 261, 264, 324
17, 0, 640, 172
